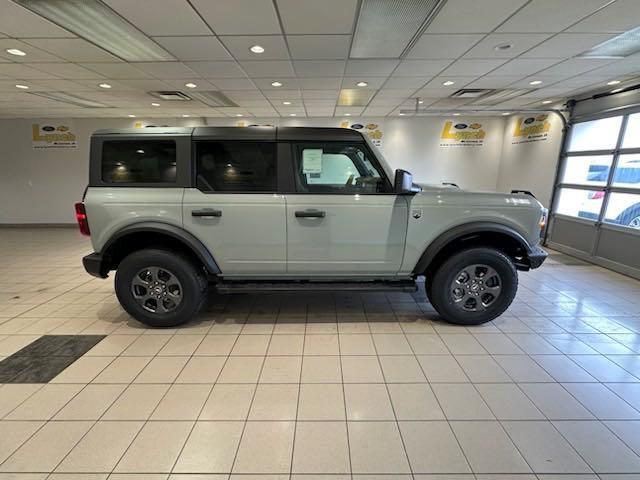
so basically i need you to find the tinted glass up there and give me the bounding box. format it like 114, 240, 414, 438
294, 143, 387, 193
102, 140, 176, 183
567, 116, 622, 152
554, 187, 604, 221
196, 142, 276, 192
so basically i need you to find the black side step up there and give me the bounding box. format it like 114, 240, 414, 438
216, 280, 417, 293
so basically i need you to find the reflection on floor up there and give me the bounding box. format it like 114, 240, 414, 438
0, 227, 640, 478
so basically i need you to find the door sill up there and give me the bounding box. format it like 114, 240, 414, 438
215, 279, 417, 293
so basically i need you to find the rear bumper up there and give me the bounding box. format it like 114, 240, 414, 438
82, 253, 109, 278
528, 245, 548, 269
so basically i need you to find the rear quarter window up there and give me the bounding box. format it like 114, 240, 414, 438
102, 140, 177, 183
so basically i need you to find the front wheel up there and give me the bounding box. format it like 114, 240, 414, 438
427, 247, 518, 325
115, 249, 208, 327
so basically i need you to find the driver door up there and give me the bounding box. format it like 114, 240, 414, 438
285, 141, 408, 276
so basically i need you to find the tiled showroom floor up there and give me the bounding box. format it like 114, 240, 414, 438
0, 228, 640, 480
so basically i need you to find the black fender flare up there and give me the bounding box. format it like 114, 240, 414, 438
101, 222, 221, 274
412, 221, 533, 275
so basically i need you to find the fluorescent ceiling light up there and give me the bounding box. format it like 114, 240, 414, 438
184, 83, 197, 89
351, 0, 442, 58
271, 81, 283, 87
6, 48, 26, 56
581, 26, 640, 58
607, 80, 621, 85
250, 45, 264, 54
442, 80, 455, 86
28, 91, 110, 107
15, 84, 29, 89
529, 80, 542, 85
338, 88, 375, 106
14, 0, 174, 62
98, 83, 111, 89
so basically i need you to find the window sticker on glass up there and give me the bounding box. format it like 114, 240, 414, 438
302, 149, 323, 174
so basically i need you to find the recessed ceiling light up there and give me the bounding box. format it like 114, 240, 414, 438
127, 114, 136, 118
607, 80, 621, 85
502, 112, 510, 116
399, 113, 405, 116
6, 48, 26, 56
98, 83, 111, 89
344, 113, 351, 116
442, 80, 455, 86
151, 102, 160, 106
185, 82, 197, 88
289, 113, 297, 116
529, 80, 542, 85
271, 81, 283, 87
356, 81, 368, 87
235, 114, 243, 117
15, 84, 29, 89
494, 43, 513, 51
182, 114, 190, 117
452, 113, 460, 116
542, 100, 553, 104
250, 45, 265, 54
14, 0, 174, 62
418, 100, 424, 104
611, 87, 624, 93
282, 101, 291, 105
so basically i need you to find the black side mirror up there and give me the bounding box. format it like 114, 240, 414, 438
394, 169, 420, 194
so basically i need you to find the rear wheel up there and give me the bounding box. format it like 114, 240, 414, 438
115, 249, 207, 327
427, 247, 517, 325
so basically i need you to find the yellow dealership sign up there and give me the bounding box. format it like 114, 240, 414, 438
440, 121, 485, 147
32, 122, 77, 149
512, 115, 551, 144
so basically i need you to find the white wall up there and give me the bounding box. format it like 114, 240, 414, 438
0, 114, 561, 224
496, 113, 565, 207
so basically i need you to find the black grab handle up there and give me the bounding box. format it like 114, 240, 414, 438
192, 209, 222, 217
295, 210, 326, 218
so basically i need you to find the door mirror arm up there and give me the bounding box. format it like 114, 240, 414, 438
394, 169, 421, 195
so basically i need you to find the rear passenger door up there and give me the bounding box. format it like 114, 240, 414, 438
183, 140, 286, 276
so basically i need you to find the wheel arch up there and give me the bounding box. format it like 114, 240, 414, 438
100, 222, 221, 276
413, 222, 534, 277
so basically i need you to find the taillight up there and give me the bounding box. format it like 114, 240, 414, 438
539, 211, 548, 239
589, 191, 605, 200
74, 202, 90, 236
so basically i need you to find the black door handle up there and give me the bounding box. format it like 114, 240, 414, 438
295, 210, 325, 218
192, 209, 222, 217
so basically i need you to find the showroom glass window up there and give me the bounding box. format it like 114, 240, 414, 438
102, 140, 176, 183
195, 141, 277, 192
554, 112, 640, 230
293, 142, 389, 194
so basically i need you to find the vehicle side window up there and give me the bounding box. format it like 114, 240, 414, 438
293, 142, 389, 194
102, 140, 176, 183
196, 141, 277, 192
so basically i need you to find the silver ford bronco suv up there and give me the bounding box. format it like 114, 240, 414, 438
77, 126, 547, 327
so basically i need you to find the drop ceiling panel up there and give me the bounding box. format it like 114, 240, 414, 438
24, 38, 120, 62
104, 0, 211, 36
463, 33, 551, 58
210, 78, 257, 90
162, 79, 217, 90
538, 58, 617, 76
80, 63, 152, 79
277, 0, 358, 34
567, 0, 640, 33
287, 35, 351, 60
153, 36, 231, 61
497, 0, 611, 33
345, 60, 399, 77
0, 0, 76, 37
190, 0, 280, 35
342, 77, 387, 89
466, 76, 520, 88
407, 34, 484, 59
0, 63, 53, 79
293, 61, 346, 77
302, 90, 341, 99
425, 0, 529, 34
184, 62, 247, 78
297, 77, 343, 89
384, 76, 430, 89
131, 62, 197, 79
240, 61, 296, 77
253, 78, 300, 90
220, 36, 289, 60
394, 59, 451, 76
441, 58, 508, 76
521, 33, 617, 58
375, 88, 417, 98
489, 58, 560, 76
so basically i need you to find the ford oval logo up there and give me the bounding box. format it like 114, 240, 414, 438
524, 117, 535, 124
42, 125, 55, 132
350, 123, 364, 129
454, 123, 467, 129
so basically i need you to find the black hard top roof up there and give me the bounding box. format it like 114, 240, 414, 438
92, 126, 364, 142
